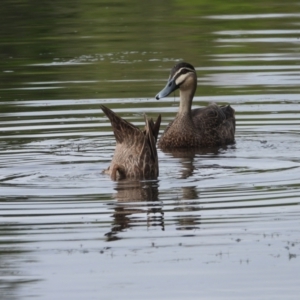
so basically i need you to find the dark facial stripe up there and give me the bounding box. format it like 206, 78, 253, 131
172, 67, 195, 81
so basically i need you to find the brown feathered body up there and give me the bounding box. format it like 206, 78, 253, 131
100, 105, 161, 181
158, 103, 235, 149
156, 62, 235, 150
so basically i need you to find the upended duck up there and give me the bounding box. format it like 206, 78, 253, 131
155, 62, 235, 149
100, 105, 161, 181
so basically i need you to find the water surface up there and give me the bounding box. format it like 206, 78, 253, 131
1, 1, 300, 299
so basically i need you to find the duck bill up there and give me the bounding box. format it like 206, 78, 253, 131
155, 78, 178, 100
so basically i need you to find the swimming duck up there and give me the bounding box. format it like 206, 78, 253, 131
100, 105, 161, 181
155, 62, 235, 149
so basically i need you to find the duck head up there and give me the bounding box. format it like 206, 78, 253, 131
155, 62, 197, 100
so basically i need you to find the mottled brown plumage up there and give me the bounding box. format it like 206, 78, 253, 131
155, 62, 235, 149
100, 105, 161, 181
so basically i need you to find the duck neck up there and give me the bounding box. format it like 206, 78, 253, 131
178, 89, 195, 116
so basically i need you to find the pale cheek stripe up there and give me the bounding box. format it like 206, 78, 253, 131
175, 73, 189, 85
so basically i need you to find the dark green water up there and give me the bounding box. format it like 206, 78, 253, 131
1, 1, 300, 299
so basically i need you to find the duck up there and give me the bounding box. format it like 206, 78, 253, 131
155, 62, 235, 149
100, 105, 161, 181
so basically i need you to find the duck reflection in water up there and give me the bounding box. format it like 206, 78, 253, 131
105, 180, 164, 241
175, 186, 202, 232
164, 146, 224, 179
105, 181, 206, 240
100, 105, 161, 181
161, 147, 231, 232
